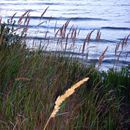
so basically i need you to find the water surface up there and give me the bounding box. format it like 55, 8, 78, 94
0, 0, 130, 69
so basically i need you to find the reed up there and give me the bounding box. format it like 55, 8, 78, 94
40, 6, 49, 19
114, 34, 130, 66
9, 13, 17, 24
18, 10, 31, 25
43, 77, 89, 130
115, 41, 121, 56
98, 46, 108, 67
96, 30, 101, 41
82, 30, 94, 53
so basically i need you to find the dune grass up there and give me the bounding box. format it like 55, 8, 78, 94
0, 15, 130, 130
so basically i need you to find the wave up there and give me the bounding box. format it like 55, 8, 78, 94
24, 36, 116, 43
0, 2, 64, 6
8, 16, 108, 21
101, 27, 130, 30
6, 23, 100, 31
0, 2, 91, 7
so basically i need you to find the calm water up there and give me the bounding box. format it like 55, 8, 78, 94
0, 0, 130, 69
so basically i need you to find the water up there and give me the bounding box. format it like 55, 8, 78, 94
0, 0, 130, 70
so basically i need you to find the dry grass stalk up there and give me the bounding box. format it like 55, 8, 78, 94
96, 30, 101, 41
62, 20, 70, 38
121, 38, 126, 50
43, 77, 89, 130
18, 10, 30, 25
15, 77, 30, 81
37, 21, 47, 26
117, 34, 130, 51
23, 13, 30, 26
60, 25, 64, 38
40, 6, 49, 19
82, 30, 94, 53
13, 27, 23, 32
55, 29, 60, 38
62, 21, 70, 37
65, 33, 69, 50
37, 6, 49, 26
117, 51, 122, 62
98, 46, 108, 67
70, 28, 74, 39
115, 41, 121, 56
115, 34, 129, 61
71, 27, 77, 46
68, 25, 74, 35
54, 21, 71, 49
121, 34, 130, 49
77, 29, 80, 35
45, 31, 49, 38
60, 21, 70, 38
9, 12, 17, 24
125, 34, 130, 44
24, 16, 30, 33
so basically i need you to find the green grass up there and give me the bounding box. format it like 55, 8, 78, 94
0, 22, 130, 130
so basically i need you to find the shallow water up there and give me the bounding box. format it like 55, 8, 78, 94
0, 0, 130, 70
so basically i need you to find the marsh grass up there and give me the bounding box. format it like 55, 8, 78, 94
0, 11, 130, 130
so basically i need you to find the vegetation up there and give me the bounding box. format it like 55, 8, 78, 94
0, 13, 130, 130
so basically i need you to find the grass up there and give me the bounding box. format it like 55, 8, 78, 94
0, 12, 130, 130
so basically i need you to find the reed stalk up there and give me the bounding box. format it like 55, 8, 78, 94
43, 77, 89, 130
